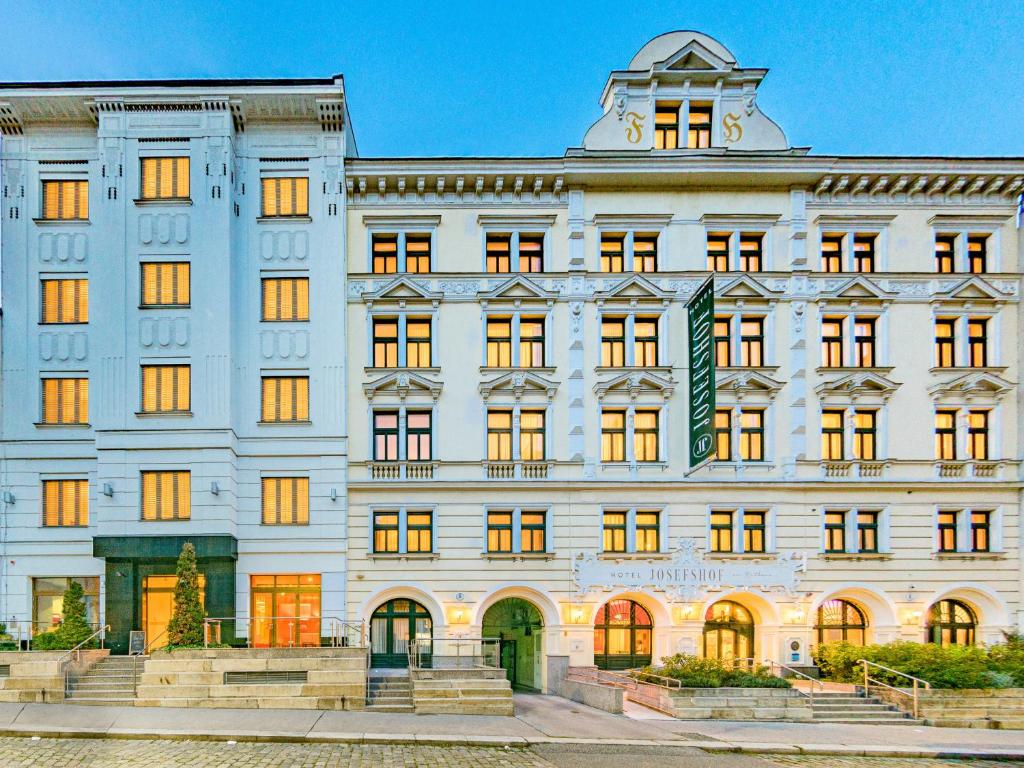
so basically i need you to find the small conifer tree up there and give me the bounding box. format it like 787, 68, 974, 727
57, 580, 93, 648
166, 541, 205, 646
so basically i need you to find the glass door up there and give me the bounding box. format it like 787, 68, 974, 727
369, 599, 433, 667
250, 574, 321, 647
142, 574, 205, 650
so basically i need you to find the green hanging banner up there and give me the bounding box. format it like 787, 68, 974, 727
687, 276, 716, 468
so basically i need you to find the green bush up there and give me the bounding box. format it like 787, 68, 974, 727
642, 654, 791, 689
25, 582, 96, 651
814, 640, 1024, 690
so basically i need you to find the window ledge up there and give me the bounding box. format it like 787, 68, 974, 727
934, 551, 1004, 561
39, 322, 88, 327
367, 366, 441, 375
132, 198, 192, 207
134, 411, 193, 418
601, 462, 669, 470
484, 552, 555, 562
706, 552, 776, 561
480, 366, 557, 375
261, 319, 310, 324
257, 215, 312, 224
368, 552, 438, 561
929, 366, 1008, 375
33, 422, 91, 429
139, 305, 191, 311
815, 366, 895, 375
256, 420, 312, 426
597, 553, 671, 562
822, 552, 892, 561
595, 366, 672, 374
33, 219, 90, 226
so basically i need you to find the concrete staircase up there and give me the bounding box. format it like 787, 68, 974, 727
810, 690, 921, 724
365, 671, 414, 713
410, 667, 514, 715
66, 655, 144, 705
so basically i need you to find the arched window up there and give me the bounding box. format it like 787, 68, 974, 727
815, 599, 867, 646
370, 599, 432, 667
703, 600, 754, 662
927, 599, 976, 647
593, 599, 652, 670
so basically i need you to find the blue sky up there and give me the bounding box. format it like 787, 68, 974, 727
2, 0, 1022, 158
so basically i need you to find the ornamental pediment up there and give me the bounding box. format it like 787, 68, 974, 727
717, 274, 781, 302
933, 276, 1005, 304
662, 42, 731, 72
815, 371, 901, 401
362, 276, 442, 305
594, 370, 675, 400
716, 370, 784, 400
364, 371, 442, 401
820, 276, 895, 302
479, 370, 558, 401
928, 371, 1014, 400
595, 274, 674, 304
478, 275, 557, 304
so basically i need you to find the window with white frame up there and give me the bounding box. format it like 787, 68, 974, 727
713, 314, 766, 367
934, 230, 996, 274
484, 313, 548, 368
486, 407, 547, 462
705, 231, 767, 272
599, 231, 659, 273
708, 508, 771, 554
820, 407, 879, 461
934, 407, 993, 461
819, 231, 880, 273
820, 314, 882, 368
600, 406, 661, 463
599, 313, 663, 367
372, 408, 433, 462
486, 508, 548, 554
373, 508, 433, 554
823, 508, 887, 554
933, 315, 992, 369
370, 315, 434, 369
485, 232, 546, 273
602, 508, 662, 554
936, 508, 997, 553
713, 407, 766, 462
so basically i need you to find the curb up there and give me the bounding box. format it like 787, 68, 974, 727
0, 727, 1023, 759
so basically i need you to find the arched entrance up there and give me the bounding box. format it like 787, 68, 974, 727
816, 599, 867, 646
594, 598, 652, 670
481, 598, 544, 691
927, 599, 977, 647
370, 598, 432, 667
703, 600, 754, 662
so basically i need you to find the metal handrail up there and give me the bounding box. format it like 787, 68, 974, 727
764, 659, 824, 704
629, 669, 684, 689
59, 624, 110, 697
859, 659, 931, 719
200, 616, 366, 649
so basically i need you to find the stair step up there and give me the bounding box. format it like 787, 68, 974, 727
365, 703, 415, 713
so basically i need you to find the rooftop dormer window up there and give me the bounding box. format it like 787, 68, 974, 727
687, 103, 713, 148
654, 103, 680, 149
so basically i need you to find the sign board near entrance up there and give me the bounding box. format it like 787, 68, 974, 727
687, 276, 716, 469
128, 630, 146, 656
572, 539, 806, 602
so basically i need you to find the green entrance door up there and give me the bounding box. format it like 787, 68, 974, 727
370, 599, 432, 668
482, 598, 544, 691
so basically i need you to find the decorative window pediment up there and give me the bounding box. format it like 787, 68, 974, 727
819, 275, 895, 303
932, 276, 1006, 306
661, 41, 733, 73
815, 371, 901, 404
716, 274, 781, 305
595, 274, 673, 306
478, 275, 557, 306
479, 370, 558, 402
362, 276, 442, 307
928, 371, 1014, 402
364, 370, 442, 402
716, 370, 784, 401
594, 370, 674, 401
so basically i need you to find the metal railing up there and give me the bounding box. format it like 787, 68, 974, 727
408, 637, 501, 670
59, 624, 109, 697
859, 658, 931, 719
0, 621, 106, 651
764, 659, 825, 704
198, 616, 365, 649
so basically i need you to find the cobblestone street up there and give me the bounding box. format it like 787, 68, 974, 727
0, 738, 1021, 768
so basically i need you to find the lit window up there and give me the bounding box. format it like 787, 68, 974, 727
707, 233, 730, 271
261, 376, 309, 423
971, 511, 990, 552
636, 511, 659, 552
601, 410, 626, 462
41, 278, 88, 323
632, 234, 658, 273
372, 319, 399, 368
262, 277, 309, 322
487, 410, 513, 461
739, 233, 762, 272
935, 319, 956, 367
821, 235, 843, 273
407, 411, 432, 461
406, 319, 432, 368
486, 318, 512, 367
710, 511, 733, 552
935, 410, 956, 460
261, 477, 309, 525
141, 365, 190, 414
140, 157, 189, 200
634, 410, 659, 462
937, 511, 957, 552
520, 410, 546, 461
519, 235, 544, 273
372, 234, 399, 274
41, 180, 88, 220
261, 177, 308, 218
141, 263, 189, 308
41, 378, 88, 425
654, 103, 679, 149
854, 317, 876, 367
967, 410, 988, 460
42, 479, 88, 527
714, 409, 732, 461
714, 317, 731, 366
854, 234, 876, 272
634, 317, 659, 366
141, 470, 190, 521
743, 511, 766, 553
740, 317, 763, 367
821, 318, 844, 367
857, 511, 879, 553
603, 511, 627, 553
521, 511, 546, 553
373, 411, 399, 461
407, 511, 432, 553
600, 233, 625, 272
601, 318, 626, 367
935, 235, 955, 273
739, 409, 764, 461
488, 510, 514, 553
373, 511, 400, 553
968, 235, 988, 274
687, 103, 712, 148
519, 317, 545, 368
405, 234, 431, 273
822, 410, 844, 460
853, 410, 876, 460
488, 509, 546, 554
824, 511, 846, 553
968, 318, 988, 367
486, 234, 511, 273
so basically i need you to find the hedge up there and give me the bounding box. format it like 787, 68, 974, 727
642, 654, 792, 689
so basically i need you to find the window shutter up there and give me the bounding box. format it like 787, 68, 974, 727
296, 377, 309, 420
296, 478, 309, 524
77, 280, 88, 322
295, 177, 308, 215
261, 178, 275, 217
176, 263, 190, 305
142, 264, 158, 305
263, 279, 278, 320
142, 472, 156, 520
142, 158, 157, 199
296, 278, 309, 320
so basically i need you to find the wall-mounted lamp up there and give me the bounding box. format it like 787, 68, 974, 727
102, 483, 114, 498
210, 481, 220, 496
2, 491, 15, 505
784, 607, 806, 625
569, 605, 585, 624
330, 488, 337, 502
902, 609, 922, 625
452, 607, 465, 623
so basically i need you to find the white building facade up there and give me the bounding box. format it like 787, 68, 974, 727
2, 32, 1024, 687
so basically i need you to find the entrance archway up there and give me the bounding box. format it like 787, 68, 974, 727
815, 599, 867, 646
482, 598, 544, 691
370, 598, 432, 667
703, 600, 754, 662
594, 598, 652, 670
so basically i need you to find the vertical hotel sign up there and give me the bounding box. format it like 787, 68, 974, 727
687, 276, 716, 468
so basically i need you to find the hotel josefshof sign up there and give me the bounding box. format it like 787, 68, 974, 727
573, 539, 807, 602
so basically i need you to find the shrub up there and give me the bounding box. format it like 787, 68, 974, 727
643, 654, 791, 689
166, 542, 205, 647
25, 582, 95, 651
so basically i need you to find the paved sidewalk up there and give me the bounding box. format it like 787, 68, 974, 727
0, 694, 1021, 759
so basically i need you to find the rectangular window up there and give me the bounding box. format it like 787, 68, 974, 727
854, 317, 876, 367
635, 511, 660, 552
42, 479, 88, 527
935, 235, 956, 273
601, 409, 626, 462
521, 511, 546, 553
654, 103, 679, 149
486, 234, 511, 273
714, 409, 732, 461
520, 410, 546, 461
487, 410, 513, 461
822, 410, 844, 460
372, 234, 398, 274
971, 511, 990, 552
739, 409, 764, 461
633, 234, 658, 273
634, 409, 659, 462
854, 234, 876, 272
853, 410, 876, 461
372, 318, 399, 368
935, 319, 956, 367
743, 511, 766, 553
968, 235, 988, 274
601, 318, 626, 367
714, 317, 732, 366
710, 511, 733, 553
824, 511, 846, 553
707, 233, 730, 271
261, 177, 308, 218
821, 318, 844, 367
373, 411, 399, 461
405, 234, 431, 274
41, 278, 88, 324
407, 411, 432, 461
519, 317, 545, 368
740, 317, 764, 367
140, 157, 189, 200
141, 365, 190, 414
857, 511, 879, 553
141, 263, 189, 308
261, 477, 309, 525
141, 470, 190, 521
687, 103, 712, 148
937, 511, 957, 552
603, 511, 627, 553
486, 318, 512, 367
406, 319, 432, 368
41, 180, 88, 220
373, 511, 400, 553
739, 233, 763, 272
406, 511, 432, 553
41, 377, 88, 425
821, 235, 843, 273
968, 318, 988, 367
260, 376, 309, 423
634, 317, 659, 366
968, 410, 989, 460
935, 410, 957, 460
488, 510, 514, 553
519, 234, 544, 273
262, 277, 309, 322
600, 233, 625, 273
